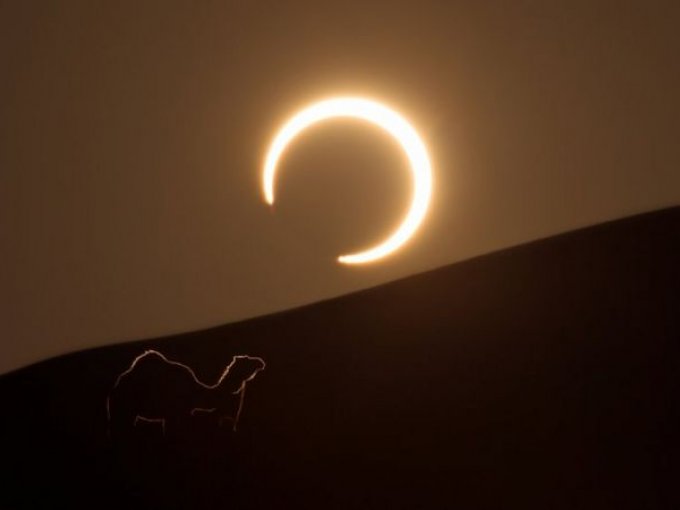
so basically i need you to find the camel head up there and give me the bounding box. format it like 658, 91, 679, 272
221, 355, 266, 394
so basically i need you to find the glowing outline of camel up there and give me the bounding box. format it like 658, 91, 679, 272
106, 349, 266, 435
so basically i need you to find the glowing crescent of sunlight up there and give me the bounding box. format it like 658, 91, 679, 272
262, 97, 433, 265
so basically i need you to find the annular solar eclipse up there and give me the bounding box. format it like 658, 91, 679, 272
262, 97, 433, 265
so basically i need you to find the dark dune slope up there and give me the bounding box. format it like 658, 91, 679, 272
1, 207, 679, 509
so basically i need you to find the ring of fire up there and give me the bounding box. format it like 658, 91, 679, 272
262, 97, 433, 265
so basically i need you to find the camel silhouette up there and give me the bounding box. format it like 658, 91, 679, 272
106, 350, 265, 437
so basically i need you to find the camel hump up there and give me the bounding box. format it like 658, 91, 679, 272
113, 350, 194, 389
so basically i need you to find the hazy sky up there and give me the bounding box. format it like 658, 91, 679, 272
1, 1, 678, 373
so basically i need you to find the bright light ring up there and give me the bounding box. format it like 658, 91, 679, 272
263, 97, 433, 265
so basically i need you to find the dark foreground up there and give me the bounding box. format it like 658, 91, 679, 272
1, 207, 679, 509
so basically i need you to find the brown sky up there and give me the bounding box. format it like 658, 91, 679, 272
1, 1, 678, 373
